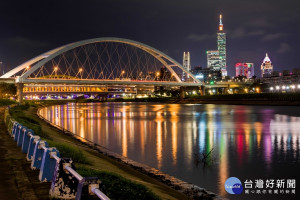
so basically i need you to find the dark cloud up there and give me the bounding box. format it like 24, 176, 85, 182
262, 33, 289, 41
277, 43, 292, 54
5, 37, 49, 49
229, 27, 246, 39
246, 18, 271, 28
247, 30, 265, 36
186, 34, 215, 42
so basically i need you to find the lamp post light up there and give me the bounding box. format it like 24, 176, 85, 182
54, 66, 58, 78
76, 68, 83, 79
121, 70, 125, 79
156, 72, 160, 81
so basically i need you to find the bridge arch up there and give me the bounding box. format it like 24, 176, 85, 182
1, 37, 201, 84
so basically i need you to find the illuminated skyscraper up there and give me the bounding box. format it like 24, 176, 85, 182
261, 53, 273, 77
207, 50, 220, 70
182, 52, 191, 80
217, 14, 227, 77
235, 63, 254, 78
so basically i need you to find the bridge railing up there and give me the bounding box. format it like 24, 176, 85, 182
5, 107, 110, 200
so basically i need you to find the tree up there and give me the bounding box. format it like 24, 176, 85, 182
0, 83, 17, 98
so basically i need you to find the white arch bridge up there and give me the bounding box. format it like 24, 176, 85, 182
1, 37, 203, 102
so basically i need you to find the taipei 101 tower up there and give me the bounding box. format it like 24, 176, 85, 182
217, 14, 227, 77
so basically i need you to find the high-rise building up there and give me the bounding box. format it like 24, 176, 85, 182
182, 52, 191, 81
235, 63, 254, 78
207, 50, 220, 70
217, 14, 227, 77
261, 53, 273, 77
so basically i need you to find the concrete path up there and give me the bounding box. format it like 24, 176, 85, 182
0, 107, 50, 200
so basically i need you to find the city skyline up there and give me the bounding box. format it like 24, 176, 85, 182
0, 0, 300, 77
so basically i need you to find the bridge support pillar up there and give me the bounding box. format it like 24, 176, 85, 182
200, 86, 205, 95
16, 83, 24, 103
180, 86, 185, 100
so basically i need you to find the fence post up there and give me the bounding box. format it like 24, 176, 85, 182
17, 127, 27, 147
14, 124, 23, 142
10, 121, 18, 137
31, 140, 48, 170
49, 158, 78, 199
27, 135, 40, 161
75, 177, 102, 200
21, 129, 33, 153
39, 148, 60, 182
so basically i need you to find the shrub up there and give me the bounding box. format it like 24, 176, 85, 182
8, 103, 49, 139
0, 99, 16, 106
47, 141, 90, 164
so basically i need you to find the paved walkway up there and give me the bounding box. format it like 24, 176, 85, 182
0, 107, 50, 200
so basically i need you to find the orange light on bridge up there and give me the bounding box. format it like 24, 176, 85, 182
54, 66, 58, 71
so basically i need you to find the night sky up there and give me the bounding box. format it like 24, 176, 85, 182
0, 0, 300, 76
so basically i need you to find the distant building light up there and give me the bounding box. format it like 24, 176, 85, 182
195, 74, 204, 79
298, 85, 300, 89
276, 86, 280, 90
270, 87, 274, 90
291, 85, 295, 89
282, 86, 286, 90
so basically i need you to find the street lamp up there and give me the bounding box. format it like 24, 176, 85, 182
156, 72, 160, 80
54, 66, 58, 78
121, 70, 125, 79
76, 68, 83, 79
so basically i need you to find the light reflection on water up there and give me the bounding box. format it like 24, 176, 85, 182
40, 102, 300, 199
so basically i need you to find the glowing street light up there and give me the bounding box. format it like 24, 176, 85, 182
53, 66, 58, 78
276, 86, 280, 90
76, 68, 83, 79
120, 70, 125, 79
156, 72, 160, 80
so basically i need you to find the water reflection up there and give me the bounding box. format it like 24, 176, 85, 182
39, 103, 300, 198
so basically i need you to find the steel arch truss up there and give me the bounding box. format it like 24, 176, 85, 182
1, 37, 201, 85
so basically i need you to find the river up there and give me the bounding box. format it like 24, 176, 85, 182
39, 102, 300, 199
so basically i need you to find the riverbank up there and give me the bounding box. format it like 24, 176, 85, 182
0, 107, 50, 200
182, 93, 300, 106
179, 99, 300, 106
